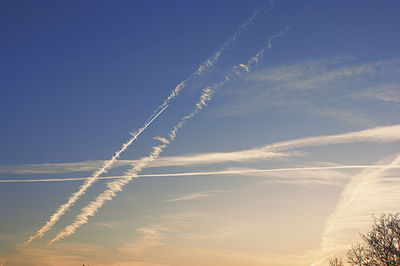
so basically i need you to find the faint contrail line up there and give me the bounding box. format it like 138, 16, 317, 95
26, 7, 269, 245
49, 26, 284, 244
25, 105, 168, 244
311, 154, 400, 265
145, 6, 268, 124
3, 165, 400, 183
4, 124, 400, 175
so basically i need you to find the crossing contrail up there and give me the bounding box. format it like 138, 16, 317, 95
311, 154, 400, 265
25, 105, 168, 244
3, 165, 400, 183
26, 6, 269, 245
145, 6, 268, 124
49, 30, 280, 244
4, 124, 400, 176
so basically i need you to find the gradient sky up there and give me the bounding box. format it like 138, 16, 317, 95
1, 1, 400, 265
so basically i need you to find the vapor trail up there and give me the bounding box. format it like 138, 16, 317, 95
262, 125, 400, 153
25, 105, 168, 244
49, 28, 284, 243
50, 91, 211, 244
311, 154, 400, 265
4, 124, 400, 175
146, 6, 268, 124
26, 7, 267, 244
3, 165, 400, 183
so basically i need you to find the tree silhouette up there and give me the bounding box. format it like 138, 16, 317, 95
330, 213, 400, 265
328, 256, 344, 266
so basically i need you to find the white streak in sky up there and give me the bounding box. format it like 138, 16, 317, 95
50, 121, 400, 243
3, 165, 400, 184
146, 6, 267, 124
4, 124, 400, 175
25, 105, 168, 244
312, 154, 400, 265
49, 94, 210, 244
49, 30, 279, 244
165, 191, 224, 202
26, 7, 267, 244
262, 124, 400, 152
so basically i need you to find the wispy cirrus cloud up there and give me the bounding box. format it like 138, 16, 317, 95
4, 165, 400, 185
353, 84, 400, 103
4, 242, 103, 266
165, 190, 225, 202
4, 124, 400, 176
49, 36, 275, 244
25, 105, 169, 244
118, 211, 208, 255
118, 210, 252, 257
25, 7, 270, 244
178, 224, 254, 241
0, 160, 107, 174
118, 226, 168, 255
0, 151, 295, 175
213, 57, 400, 123
311, 154, 400, 265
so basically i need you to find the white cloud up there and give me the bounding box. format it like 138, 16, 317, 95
118, 226, 168, 255
4, 124, 400, 185
312, 154, 400, 265
4, 165, 400, 185
0, 151, 297, 175
353, 84, 400, 103
165, 190, 225, 202
213, 57, 400, 121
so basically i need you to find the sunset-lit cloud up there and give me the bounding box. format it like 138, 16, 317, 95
26, 105, 169, 244
165, 190, 225, 202
25, 6, 269, 245
2, 2, 400, 266
312, 154, 400, 265
214, 58, 400, 121
49, 33, 280, 243
3, 124, 400, 178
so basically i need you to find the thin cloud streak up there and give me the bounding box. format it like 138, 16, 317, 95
4, 124, 400, 175
145, 6, 267, 124
26, 7, 267, 244
148, 124, 400, 169
25, 104, 168, 244
261, 124, 400, 152
49, 31, 276, 244
215, 57, 400, 120
3, 165, 400, 184
312, 154, 400, 265
118, 226, 168, 255
0, 151, 296, 175
165, 191, 224, 202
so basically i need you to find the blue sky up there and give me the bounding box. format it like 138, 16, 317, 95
1, 1, 400, 265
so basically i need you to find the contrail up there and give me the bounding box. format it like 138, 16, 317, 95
262, 125, 400, 153
25, 105, 168, 244
3, 165, 400, 183
49, 28, 284, 244
26, 7, 268, 244
145, 6, 268, 124
50, 95, 210, 244
4, 124, 400, 175
311, 154, 400, 265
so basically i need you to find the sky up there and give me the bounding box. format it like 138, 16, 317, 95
1, 0, 400, 265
